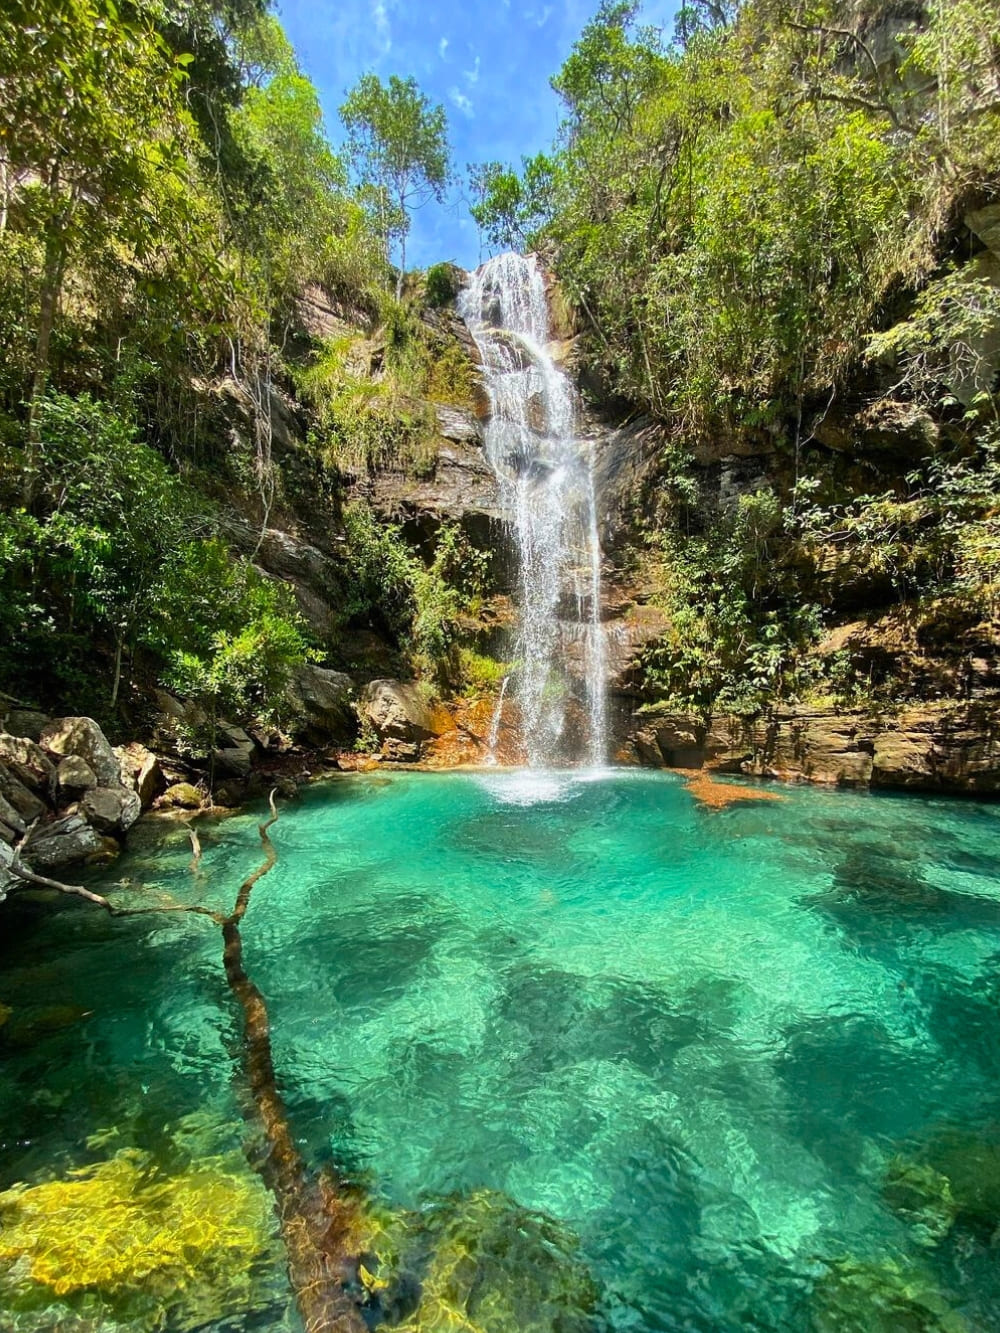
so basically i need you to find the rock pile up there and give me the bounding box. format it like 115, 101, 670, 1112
0, 714, 165, 901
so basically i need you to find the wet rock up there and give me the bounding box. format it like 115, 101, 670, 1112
56, 753, 99, 796
2, 708, 50, 742
287, 664, 355, 743
39, 717, 121, 787
81, 785, 142, 834
435, 405, 482, 444
114, 742, 166, 808
359, 680, 436, 761
160, 782, 203, 810
0, 733, 55, 791
25, 814, 115, 869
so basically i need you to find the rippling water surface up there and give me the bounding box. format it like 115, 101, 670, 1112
3, 770, 1000, 1331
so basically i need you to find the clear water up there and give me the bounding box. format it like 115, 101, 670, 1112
3, 770, 1000, 1331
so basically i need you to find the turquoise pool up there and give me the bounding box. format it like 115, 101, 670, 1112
2, 769, 1000, 1331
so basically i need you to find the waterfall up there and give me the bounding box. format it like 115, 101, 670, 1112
458, 252, 607, 768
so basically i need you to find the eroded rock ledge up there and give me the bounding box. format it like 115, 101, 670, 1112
624, 699, 1000, 794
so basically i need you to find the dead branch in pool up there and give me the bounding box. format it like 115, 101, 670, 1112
11, 788, 366, 1330
219, 788, 366, 1333
188, 823, 203, 871
8, 854, 116, 909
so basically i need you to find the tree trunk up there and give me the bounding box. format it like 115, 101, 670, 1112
395, 219, 406, 303
220, 796, 367, 1333
110, 634, 124, 708
24, 190, 66, 506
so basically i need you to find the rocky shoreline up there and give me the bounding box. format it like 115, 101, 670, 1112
623, 697, 1000, 795
4, 683, 998, 903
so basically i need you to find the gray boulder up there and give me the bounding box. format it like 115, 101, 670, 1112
287, 665, 354, 742
57, 753, 99, 796
3, 709, 51, 742
214, 722, 255, 778
0, 840, 14, 901
81, 786, 142, 834
0, 763, 47, 822
40, 717, 121, 787
114, 743, 166, 808
0, 791, 26, 837
25, 814, 112, 870
359, 679, 436, 761
0, 733, 55, 790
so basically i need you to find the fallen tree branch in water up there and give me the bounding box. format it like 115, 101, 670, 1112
187, 823, 203, 871
10, 788, 367, 1330
220, 788, 366, 1333
8, 854, 115, 908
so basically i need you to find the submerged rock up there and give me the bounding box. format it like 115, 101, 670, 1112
0, 1145, 276, 1328
363, 1189, 598, 1333
811, 1257, 969, 1333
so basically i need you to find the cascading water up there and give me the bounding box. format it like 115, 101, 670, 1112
459, 252, 607, 768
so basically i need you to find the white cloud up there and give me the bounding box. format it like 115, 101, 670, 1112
449, 87, 474, 117
372, 0, 391, 53
439, 36, 449, 59
463, 54, 480, 85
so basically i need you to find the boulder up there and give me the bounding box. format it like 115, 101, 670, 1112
359, 679, 436, 761
0, 763, 47, 822
160, 783, 203, 810
24, 815, 114, 870
81, 785, 142, 834
2, 709, 50, 742
114, 743, 166, 809
39, 717, 121, 787
0, 733, 55, 791
287, 665, 355, 742
0, 839, 16, 900
0, 791, 26, 837
56, 753, 99, 796
214, 722, 255, 778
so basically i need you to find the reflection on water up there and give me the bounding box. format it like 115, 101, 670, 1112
2, 772, 1000, 1331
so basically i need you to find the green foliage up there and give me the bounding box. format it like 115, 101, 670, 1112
0, 392, 310, 730
424, 262, 460, 307
456, 647, 510, 696
503, 0, 1000, 432
157, 539, 312, 747
341, 508, 487, 678
468, 155, 555, 251
340, 74, 451, 294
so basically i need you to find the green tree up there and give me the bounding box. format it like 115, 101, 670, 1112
468, 154, 555, 252
340, 74, 450, 299
0, 0, 205, 493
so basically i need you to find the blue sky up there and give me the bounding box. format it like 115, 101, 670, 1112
277, 0, 680, 271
